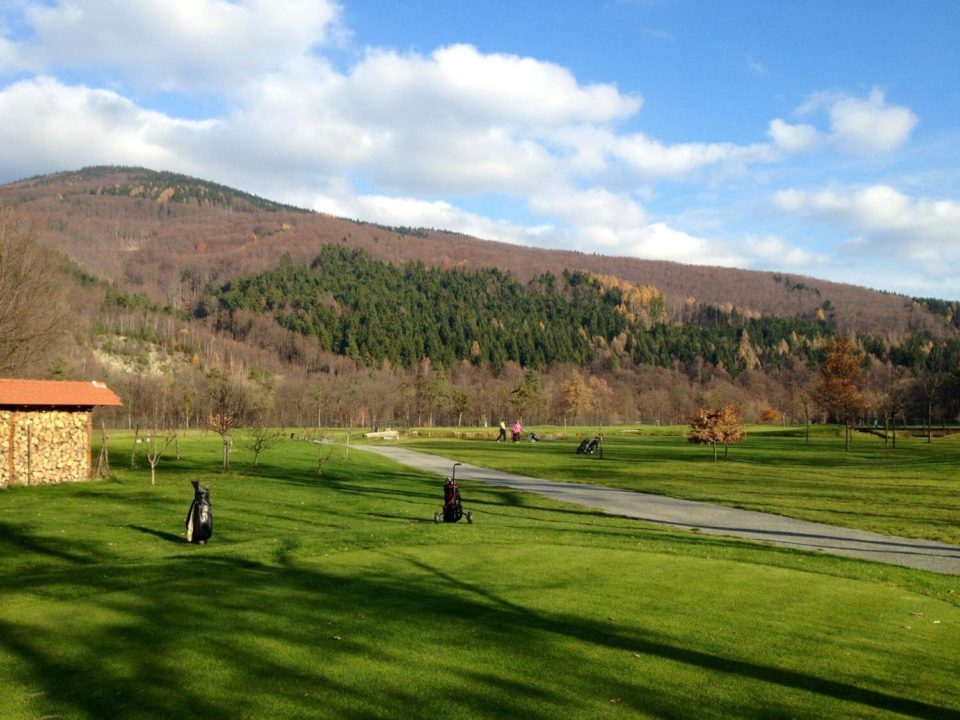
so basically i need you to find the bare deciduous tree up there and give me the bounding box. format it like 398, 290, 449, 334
206, 374, 247, 472
0, 209, 68, 375
241, 415, 284, 467
144, 430, 177, 486
866, 359, 911, 448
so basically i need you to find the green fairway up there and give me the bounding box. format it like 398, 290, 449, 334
1, 433, 958, 719
399, 425, 960, 545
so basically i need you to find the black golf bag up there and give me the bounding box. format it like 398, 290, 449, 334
185, 480, 213, 544
434, 463, 473, 524
576, 437, 601, 455
529, 432, 541, 442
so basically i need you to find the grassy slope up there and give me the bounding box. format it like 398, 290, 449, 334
0, 433, 957, 719
399, 425, 960, 544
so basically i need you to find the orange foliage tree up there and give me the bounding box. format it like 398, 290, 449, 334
814, 337, 864, 451
687, 403, 745, 461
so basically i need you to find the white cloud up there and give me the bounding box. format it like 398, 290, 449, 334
530, 186, 646, 248
630, 223, 740, 265
543, 126, 777, 182
1, 4, 948, 297
741, 235, 827, 268
318, 180, 748, 269
610, 133, 775, 179
528, 186, 746, 266
773, 184, 960, 293
312, 190, 555, 246
0, 77, 210, 180
767, 119, 821, 153
18, 0, 342, 92
796, 88, 918, 154
346, 44, 641, 126
773, 185, 959, 245
828, 89, 918, 153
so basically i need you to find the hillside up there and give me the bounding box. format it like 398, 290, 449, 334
0, 166, 948, 340
202, 245, 846, 373
2, 167, 958, 431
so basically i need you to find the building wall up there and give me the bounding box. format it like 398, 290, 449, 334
0, 409, 92, 487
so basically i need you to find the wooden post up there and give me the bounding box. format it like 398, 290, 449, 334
131, 424, 139, 469
96, 422, 111, 479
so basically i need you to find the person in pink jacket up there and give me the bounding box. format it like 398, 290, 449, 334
511, 420, 523, 442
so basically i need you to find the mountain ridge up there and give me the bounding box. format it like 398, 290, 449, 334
0, 166, 949, 340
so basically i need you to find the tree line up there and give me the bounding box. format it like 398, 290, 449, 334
198, 246, 960, 378
2, 209, 958, 438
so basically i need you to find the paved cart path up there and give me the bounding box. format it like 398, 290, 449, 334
361, 444, 960, 576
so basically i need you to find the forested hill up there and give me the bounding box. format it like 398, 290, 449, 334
200, 246, 957, 373
1, 166, 954, 341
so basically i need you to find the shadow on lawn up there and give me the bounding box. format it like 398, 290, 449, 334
0, 521, 106, 565
2, 541, 958, 719
128, 524, 184, 544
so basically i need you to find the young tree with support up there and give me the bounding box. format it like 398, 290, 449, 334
144, 429, 177, 486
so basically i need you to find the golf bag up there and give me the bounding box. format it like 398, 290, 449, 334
529, 432, 541, 442
443, 478, 463, 522
185, 480, 213, 544
434, 463, 473, 524
576, 437, 601, 455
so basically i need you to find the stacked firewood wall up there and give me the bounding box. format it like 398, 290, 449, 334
0, 409, 92, 487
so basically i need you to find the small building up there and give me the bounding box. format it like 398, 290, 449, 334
0, 379, 123, 487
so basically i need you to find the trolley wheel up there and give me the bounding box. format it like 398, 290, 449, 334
433, 512, 441, 523
466, 512, 474, 524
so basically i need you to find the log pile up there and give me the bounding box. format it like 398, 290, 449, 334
0, 410, 92, 487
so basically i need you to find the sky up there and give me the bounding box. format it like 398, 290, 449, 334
0, 0, 958, 299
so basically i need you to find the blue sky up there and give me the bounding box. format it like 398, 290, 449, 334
1, 0, 958, 299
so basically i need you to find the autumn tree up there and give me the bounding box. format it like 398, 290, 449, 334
814, 337, 863, 451
0, 209, 68, 376
588, 375, 614, 426
717, 403, 746, 457
561, 371, 593, 425
687, 403, 745, 461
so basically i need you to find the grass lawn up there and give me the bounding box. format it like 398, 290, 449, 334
399, 425, 960, 545
0, 432, 957, 719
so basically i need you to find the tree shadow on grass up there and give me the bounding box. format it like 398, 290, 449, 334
2, 537, 959, 719
0, 521, 106, 565
365, 513, 436, 524
127, 524, 185, 544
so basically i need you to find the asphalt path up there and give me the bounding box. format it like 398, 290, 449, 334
360, 444, 960, 576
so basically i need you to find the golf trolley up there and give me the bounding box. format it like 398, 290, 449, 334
434, 462, 474, 524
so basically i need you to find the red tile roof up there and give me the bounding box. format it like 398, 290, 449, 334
0, 379, 123, 408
